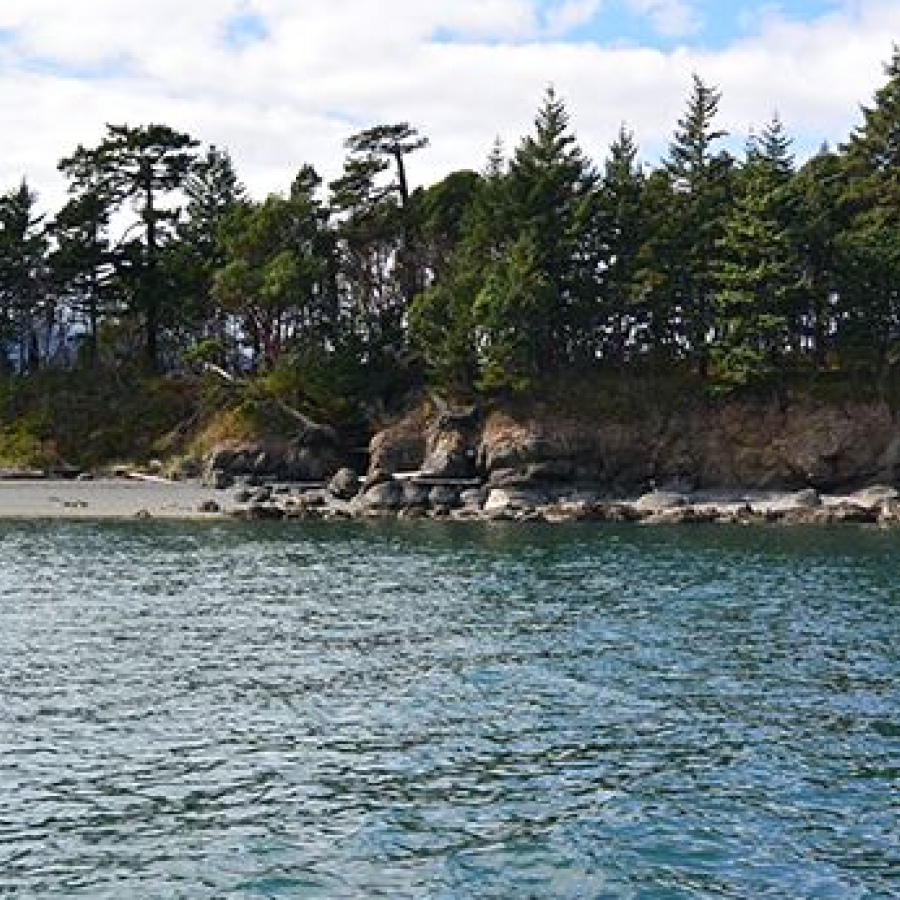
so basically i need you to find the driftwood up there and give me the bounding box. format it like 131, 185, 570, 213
202, 362, 335, 445
124, 472, 175, 484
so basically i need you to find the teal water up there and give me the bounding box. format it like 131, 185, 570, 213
0, 522, 898, 899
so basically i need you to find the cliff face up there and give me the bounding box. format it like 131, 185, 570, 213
368, 398, 900, 492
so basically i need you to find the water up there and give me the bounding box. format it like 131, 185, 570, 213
1, 521, 898, 899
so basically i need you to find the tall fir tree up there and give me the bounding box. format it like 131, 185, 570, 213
663, 75, 733, 377
837, 47, 900, 380
0, 182, 48, 372
712, 117, 803, 387
507, 87, 598, 366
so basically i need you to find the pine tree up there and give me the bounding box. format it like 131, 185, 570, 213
712, 117, 803, 387
598, 126, 646, 362
48, 187, 116, 366
473, 233, 552, 394
0, 182, 48, 372
664, 75, 733, 378
59, 124, 199, 370
837, 47, 900, 380
508, 87, 598, 366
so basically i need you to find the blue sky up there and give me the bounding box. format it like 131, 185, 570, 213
568, 1, 843, 47
0, 0, 896, 209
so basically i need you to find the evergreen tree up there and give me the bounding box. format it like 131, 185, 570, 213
663, 75, 733, 377
597, 126, 646, 362
343, 123, 429, 311
0, 182, 48, 371
473, 232, 552, 393
409, 146, 511, 393
48, 187, 116, 366
836, 47, 900, 379
213, 167, 332, 369
173, 146, 249, 357
788, 147, 846, 369
507, 87, 599, 366
712, 117, 803, 387
60, 124, 199, 370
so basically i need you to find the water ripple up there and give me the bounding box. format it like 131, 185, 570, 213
0, 521, 898, 898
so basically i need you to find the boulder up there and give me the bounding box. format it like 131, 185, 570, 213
634, 490, 688, 513
328, 467, 361, 500
790, 488, 822, 508
359, 479, 405, 512
850, 485, 899, 509
459, 488, 487, 509
429, 485, 461, 510
251, 486, 273, 504
484, 487, 549, 513
402, 481, 431, 509
244, 503, 285, 521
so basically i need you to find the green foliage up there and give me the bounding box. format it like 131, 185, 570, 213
473, 233, 552, 394
7, 54, 900, 448
712, 118, 802, 388
662, 75, 734, 377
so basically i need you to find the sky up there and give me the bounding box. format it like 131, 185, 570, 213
0, 0, 898, 212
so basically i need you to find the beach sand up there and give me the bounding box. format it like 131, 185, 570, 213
0, 479, 229, 520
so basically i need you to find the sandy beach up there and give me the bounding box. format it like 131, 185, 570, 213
0, 479, 229, 520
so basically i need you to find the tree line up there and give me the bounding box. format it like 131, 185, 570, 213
3, 49, 900, 404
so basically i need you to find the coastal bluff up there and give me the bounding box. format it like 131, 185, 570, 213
188, 393, 900, 527
367, 397, 900, 494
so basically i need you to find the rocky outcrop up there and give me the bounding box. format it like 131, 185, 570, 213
203, 430, 341, 485
469, 399, 900, 493
367, 411, 427, 478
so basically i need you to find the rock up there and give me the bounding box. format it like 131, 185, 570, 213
429, 485, 461, 510
634, 491, 688, 513
328, 467, 361, 500
422, 427, 473, 478
402, 481, 431, 509
234, 488, 253, 504
134, 509, 151, 519
202, 468, 234, 490
850, 485, 899, 509
488, 462, 574, 487
776, 503, 876, 525
368, 415, 427, 477
198, 500, 221, 514
451, 507, 484, 521
245, 503, 285, 520
359, 479, 405, 511
484, 487, 549, 513
203, 430, 341, 483
642, 506, 719, 525
543, 502, 599, 523
790, 488, 822, 508
363, 468, 393, 489
459, 488, 487, 509
251, 487, 273, 504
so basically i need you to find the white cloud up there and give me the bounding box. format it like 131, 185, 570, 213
543, 0, 605, 37
0, 0, 898, 215
627, 0, 700, 38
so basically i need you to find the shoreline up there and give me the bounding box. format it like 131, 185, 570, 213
2, 477, 899, 527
